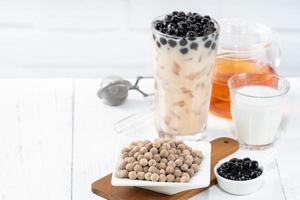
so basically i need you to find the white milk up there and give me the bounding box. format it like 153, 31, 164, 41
231, 85, 283, 146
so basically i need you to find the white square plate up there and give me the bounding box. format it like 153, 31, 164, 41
111, 140, 211, 195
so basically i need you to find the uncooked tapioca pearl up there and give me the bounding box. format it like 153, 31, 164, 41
148, 159, 157, 167
127, 157, 136, 163
118, 160, 127, 170
137, 155, 144, 161
133, 146, 140, 153
175, 159, 183, 167
160, 149, 169, 158
193, 157, 202, 165
177, 144, 186, 150
143, 139, 151, 144
143, 166, 149, 173
145, 143, 153, 150
166, 165, 175, 174
182, 149, 190, 156
186, 146, 192, 152
162, 142, 171, 150
117, 170, 128, 178
128, 171, 137, 180
168, 148, 176, 154
148, 166, 158, 173
128, 151, 135, 157
176, 149, 182, 154
137, 141, 144, 147
140, 147, 148, 154
191, 150, 203, 158
169, 141, 176, 148
151, 173, 159, 182
174, 169, 182, 177
122, 152, 128, 159
144, 152, 153, 160
139, 158, 148, 166
125, 163, 134, 171
158, 162, 166, 170
134, 164, 143, 172
132, 161, 139, 167
150, 147, 158, 155
121, 147, 130, 153
130, 141, 137, 146
185, 155, 193, 161
159, 174, 167, 182
175, 177, 181, 182
166, 174, 175, 182
180, 175, 189, 183
153, 140, 161, 148
145, 172, 152, 181
191, 164, 199, 172
168, 160, 176, 168
159, 169, 166, 175
161, 158, 168, 164
167, 154, 176, 161
181, 164, 189, 171
185, 159, 193, 166
153, 154, 161, 162
137, 171, 145, 180
187, 168, 195, 177
134, 152, 140, 158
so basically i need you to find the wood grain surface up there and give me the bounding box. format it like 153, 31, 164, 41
91, 137, 239, 200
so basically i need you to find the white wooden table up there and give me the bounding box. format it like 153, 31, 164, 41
0, 78, 299, 200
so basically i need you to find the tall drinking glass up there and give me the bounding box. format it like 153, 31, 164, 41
152, 15, 220, 140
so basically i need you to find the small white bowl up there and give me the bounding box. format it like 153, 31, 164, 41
214, 161, 264, 195
111, 141, 211, 195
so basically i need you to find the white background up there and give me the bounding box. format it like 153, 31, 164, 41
0, 0, 299, 77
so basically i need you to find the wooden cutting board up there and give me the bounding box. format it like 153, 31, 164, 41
91, 137, 239, 200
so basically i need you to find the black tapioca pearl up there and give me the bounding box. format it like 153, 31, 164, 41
168, 39, 177, 47
160, 37, 167, 45
215, 33, 219, 40
156, 41, 161, 48
153, 34, 156, 40
188, 37, 195, 41
190, 42, 198, 50
202, 36, 208, 41
180, 48, 188, 54
211, 42, 216, 50
204, 40, 212, 48
179, 38, 187, 46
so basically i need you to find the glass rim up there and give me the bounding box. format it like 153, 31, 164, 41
151, 14, 220, 40
227, 73, 290, 99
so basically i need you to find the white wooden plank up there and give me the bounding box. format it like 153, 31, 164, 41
0, 79, 73, 200
72, 78, 154, 200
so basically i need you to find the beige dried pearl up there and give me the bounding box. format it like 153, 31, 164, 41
181, 163, 189, 172
169, 141, 176, 148
158, 162, 166, 170
118, 160, 127, 170
159, 174, 166, 182
128, 171, 137, 180
144, 152, 153, 160
184, 159, 193, 166
177, 144, 186, 150
127, 157, 136, 163
159, 169, 166, 175
175, 177, 181, 182
153, 140, 161, 148
193, 157, 202, 165
145, 143, 153, 150
150, 173, 159, 182
180, 175, 189, 183
143, 166, 149, 173
162, 143, 171, 150
137, 171, 145, 180
176, 149, 182, 154
139, 158, 148, 166
132, 161, 139, 167
134, 152, 140, 158
117, 170, 128, 178
166, 165, 175, 174
187, 168, 195, 177
143, 139, 151, 144
186, 146, 192, 152
137, 154, 144, 161
175, 159, 183, 167
191, 150, 202, 158
182, 172, 190, 179
160, 149, 169, 158
150, 147, 158, 155
175, 140, 183, 146
133, 146, 140, 153
168, 148, 176, 155
168, 160, 176, 168
182, 149, 190, 156
174, 169, 182, 177
125, 163, 134, 171
121, 147, 130, 153
137, 141, 144, 147
148, 159, 157, 167
153, 154, 161, 162
167, 154, 176, 161
161, 158, 168, 164
185, 154, 193, 161
134, 164, 143, 172
122, 152, 129, 159
130, 141, 137, 146
140, 147, 148, 154
145, 172, 152, 181
191, 164, 199, 172
166, 174, 175, 182
148, 166, 158, 173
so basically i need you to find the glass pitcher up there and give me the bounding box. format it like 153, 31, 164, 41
210, 19, 281, 119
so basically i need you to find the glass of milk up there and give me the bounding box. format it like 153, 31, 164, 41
228, 73, 290, 149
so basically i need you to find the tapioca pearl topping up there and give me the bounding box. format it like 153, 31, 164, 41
211, 42, 216, 50
160, 37, 167, 45
204, 40, 212, 48
190, 42, 198, 50
154, 11, 216, 38
168, 39, 177, 47
179, 38, 188, 46
180, 48, 189, 54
